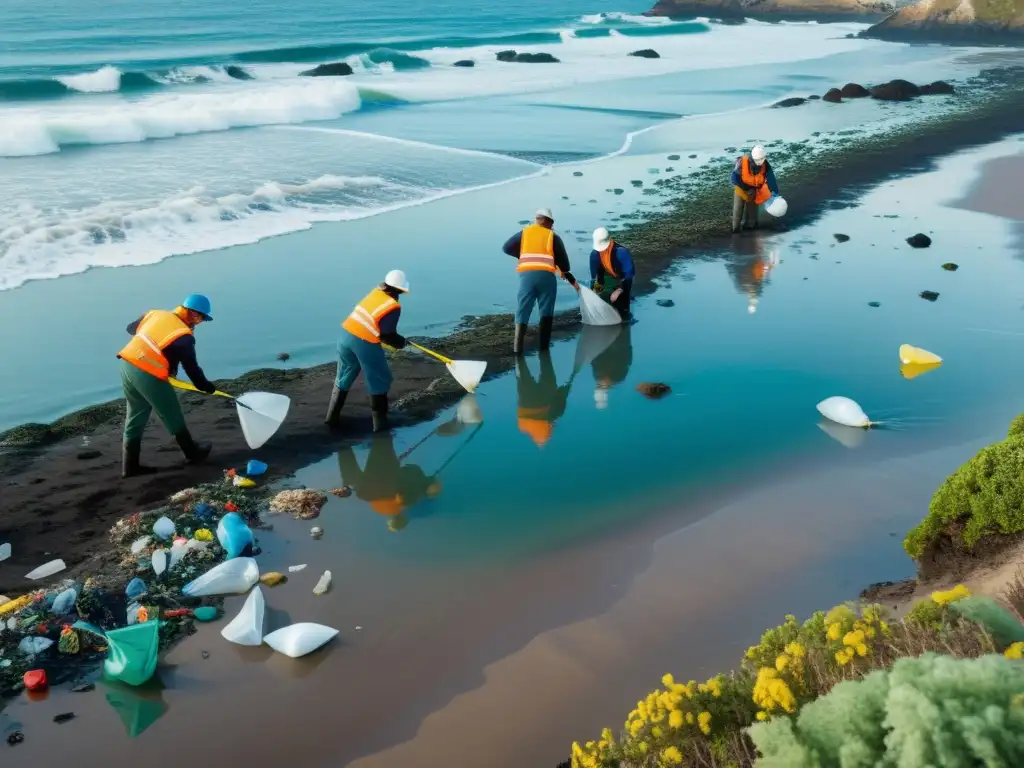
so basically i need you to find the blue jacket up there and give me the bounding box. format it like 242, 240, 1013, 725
590, 243, 636, 286
730, 156, 779, 196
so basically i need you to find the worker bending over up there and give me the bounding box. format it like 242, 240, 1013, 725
117, 294, 215, 478
326, 270, 409, 433
502, 207, 576, 355
731, 145, 779, 233
589, 226, 636, 322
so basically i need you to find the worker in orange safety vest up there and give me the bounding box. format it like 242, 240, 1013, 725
730, 145, 780, 233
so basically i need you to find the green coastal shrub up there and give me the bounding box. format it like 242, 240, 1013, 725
904, 430, 1024, 559
748, 653, 1024, 767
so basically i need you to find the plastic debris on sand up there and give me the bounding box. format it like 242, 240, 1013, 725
270, 489, 327, 520
263, 623, 339, 659
25, 559, 66, 581
313, 571, 332, 596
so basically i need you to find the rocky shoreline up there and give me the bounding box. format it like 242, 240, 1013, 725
645, 0, 895, 23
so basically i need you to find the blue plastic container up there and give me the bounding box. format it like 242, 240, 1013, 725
216, 512, 254, 560
246, 459, 268, 477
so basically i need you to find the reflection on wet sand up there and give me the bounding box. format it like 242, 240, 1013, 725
724, 234, 778, 314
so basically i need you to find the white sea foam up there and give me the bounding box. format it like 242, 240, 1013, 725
56, 65, 123, 93
0, 79, 362, 157
579, 12, 673, 25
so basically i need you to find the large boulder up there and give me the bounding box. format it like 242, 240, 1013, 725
822, 88, 843, 103
453, 59, 475, 68
300, 62, 354, 77
870, 79, 920, 101
920, 80, 955, 95
774, 97, 808, 108
629, 48, 661, 58
224, 65, 253, 81
840, 82, 870, 98
496, 50, 560, 63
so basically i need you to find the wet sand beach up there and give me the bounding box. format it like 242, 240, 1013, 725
5, 64, 1024, 768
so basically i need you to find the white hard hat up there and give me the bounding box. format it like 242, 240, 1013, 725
384, 269, 409, 293
592, 227, 611, 251
751, 145, 766, 163
535, 208, 554, 221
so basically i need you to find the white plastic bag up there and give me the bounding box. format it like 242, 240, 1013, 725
0, 542, 10, 562
130, 536, 151, 555
182, 557, 259, 597
765, 195, 788, 218
52, 588, 78, 615
153, 516, 175, 540
263, 623, 338, 658
220, 586, 265, 646
169, 539, 189, 570
19, 636, 54, 655
152, 549, 167, 577
816, 396, 871, 428
578, 284, 622, 326
25, 559, 66, 581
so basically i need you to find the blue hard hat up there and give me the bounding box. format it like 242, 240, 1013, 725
182, 294, 212, 320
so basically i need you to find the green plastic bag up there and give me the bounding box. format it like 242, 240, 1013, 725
103, 621, 160, 686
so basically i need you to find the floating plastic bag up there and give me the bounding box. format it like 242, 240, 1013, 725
25, 559, 66, 581
220, 586, 265, 646
151, 549, 167, 577
288, 564, 307, 573
313, 571, 332, 596
152, 517, 175, 541
578, 284, 622, 326
216, 513, 254, 560
104, 622, 160, 686
899, 344, 942, 365
263, 623, 339, 659
765, 195, 788, 218
816, 396, 871, 428
246, 459, 268, 477
52, 588, 78, 616
19, 636, 54, 655
0, 542, 10, 561
182, 557, 259, 597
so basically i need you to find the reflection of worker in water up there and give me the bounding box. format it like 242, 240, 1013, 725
724, 240, 778, 314
336, 433, 441, 532
516, 353, 572, 448
591, 325, 633, 410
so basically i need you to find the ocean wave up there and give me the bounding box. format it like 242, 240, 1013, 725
0, 79, 362, 157
579, 12, 673, 25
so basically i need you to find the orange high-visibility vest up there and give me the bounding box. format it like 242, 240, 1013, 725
342, 288, 400, 344
117, 309, 193, 380
599, 241, 618, 279
735, 156, 772, 205
516, 224, 556, 274
517, 406, 554, 447
369, 494, 405, 516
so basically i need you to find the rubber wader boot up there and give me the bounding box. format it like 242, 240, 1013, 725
538, 316, 554, 350
325, 386, 347, 426
174, 429, 212, 465
513, 323, 527, 356
122, 438, 157, 479
370, 394, 389, 433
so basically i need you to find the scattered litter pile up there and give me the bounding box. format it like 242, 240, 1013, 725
0, 465, 340, 713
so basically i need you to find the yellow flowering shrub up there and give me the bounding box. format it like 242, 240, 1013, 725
1005, 642, 1024, 659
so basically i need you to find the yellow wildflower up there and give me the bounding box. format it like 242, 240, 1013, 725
685, 712, 694, 725
776, 653, 791, 672
661, 746, 683, 765
784, 642, 806, 658
662, 673, 676, 687
826, 622, 842, 641
638, 742, 648, 754
697, 682, 708, 693
629, 719, 644, 737
756, 711, 769, 721
835, 648, 853, 665
706, 677, 722, 697
855, 644, 869, 657
843, 629, 866, 647
601, 728, 613, 743
745, 646, 758, 660
1005, 642, 1024, 660
752, 667, 797, 713
669, 710, 684, 729
931, 584, 971, 606
651, 726, 663, 739
698, 711, 712, 735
